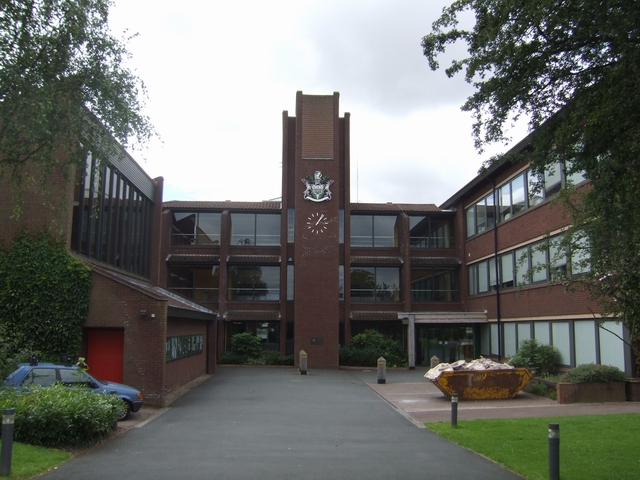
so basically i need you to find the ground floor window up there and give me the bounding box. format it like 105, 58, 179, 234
479, 319, 629, 374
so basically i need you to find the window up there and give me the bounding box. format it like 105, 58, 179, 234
466, 161, 587, 237
287, 265, 294, 301
172, 212, 221, 245
287, 209, 295, 243
468, 233, 591, 296
411, 268, 458, 302
21, 368, 56, 387
350, 215, 398, 247
168, 266, 220, 300
59, 369, 96, 388
72, 158, 154, 277
230, 213, 281, 246
227, 266, 280, 301
409, 216, 454, 248
350, 267, 400, 302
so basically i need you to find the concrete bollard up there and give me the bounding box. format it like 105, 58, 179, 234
549, 423, 560, 480
430, 355, 440, 368
299, 350, 307, 375
1, 408, 15, 476
377, 357, 386, 384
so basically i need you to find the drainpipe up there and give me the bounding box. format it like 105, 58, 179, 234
491, 180, 503, 362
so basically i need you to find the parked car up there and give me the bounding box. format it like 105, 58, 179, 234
3, 360, 143, 421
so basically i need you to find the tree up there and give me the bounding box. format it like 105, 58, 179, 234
422, 1, 640, 375
0, 0, 154, 212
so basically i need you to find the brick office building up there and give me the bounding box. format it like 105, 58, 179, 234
0, 140, 217, 408
160, 91, 635, 375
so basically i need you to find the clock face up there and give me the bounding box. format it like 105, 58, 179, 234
306, 212, 329, 234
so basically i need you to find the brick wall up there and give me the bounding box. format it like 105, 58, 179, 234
165, 319, 208, 394
85, 269, 168, 407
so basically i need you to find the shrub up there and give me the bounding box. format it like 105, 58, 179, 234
510, 339, 560, 377
0, 384, 122, 448
559, 363, 628, 384
340, 330, 407, 368
229, 333, 263, 359
218, 352, 247, 364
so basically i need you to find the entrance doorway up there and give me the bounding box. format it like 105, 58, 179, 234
416, 325, 476, 366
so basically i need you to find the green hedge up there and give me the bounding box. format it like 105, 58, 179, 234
0, 384, 122, 448
340, 330, 407, 368
560, 363, 628, 384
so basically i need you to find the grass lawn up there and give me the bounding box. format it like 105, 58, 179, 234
425, 414, 640, 480
0, 441, 71, 479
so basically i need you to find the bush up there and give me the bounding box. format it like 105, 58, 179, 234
219, 348, 294, 366
510, 339, 560, 377
340, 330, 407, 368
0, 384, 122, 448
229, 333, 263, 359
559, 363, 628, 384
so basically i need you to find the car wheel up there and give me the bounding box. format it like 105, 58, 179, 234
117, 401, 131, 421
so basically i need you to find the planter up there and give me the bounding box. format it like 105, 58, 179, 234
626, 378, 640, 402
556, 381, 626, 404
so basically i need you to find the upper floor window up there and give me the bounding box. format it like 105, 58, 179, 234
351, 215, 398, 247
227, 266, 280, 301
409, 216, 455, 248
168, 265, 220, 301
466, 162, 587, 238
465, 192, 496, 237
350, 267, 400, 302
230, 213, 281, 246
172, 212, 221, 245
468, 233, 590, 295
410, 267, 458, 302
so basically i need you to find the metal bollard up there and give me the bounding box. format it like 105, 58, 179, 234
451, 393, 458, 427
299, 350, 307, 375
1, 408, 15, 476
549, 423, 560, 480
377, 357, 386, 384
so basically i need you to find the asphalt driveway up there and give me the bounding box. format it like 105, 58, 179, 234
41, 367, 522, 479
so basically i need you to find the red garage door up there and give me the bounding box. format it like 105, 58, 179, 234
86, 329, 124, 383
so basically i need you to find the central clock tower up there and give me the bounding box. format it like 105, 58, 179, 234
282, 92, 350, 368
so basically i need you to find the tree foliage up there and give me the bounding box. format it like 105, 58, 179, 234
423, 1, 640, 374
0, 234, 92, 360
0, 0, 153, 209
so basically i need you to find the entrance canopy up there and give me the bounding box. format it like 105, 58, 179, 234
399, 312, 488, 324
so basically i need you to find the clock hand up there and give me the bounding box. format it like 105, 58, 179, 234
315, 214, 325, 226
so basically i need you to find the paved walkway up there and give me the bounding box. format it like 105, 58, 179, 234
41, 367, 523, 480
349, 368, 640, 425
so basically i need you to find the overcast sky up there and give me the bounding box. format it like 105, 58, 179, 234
109, 0, 527, 206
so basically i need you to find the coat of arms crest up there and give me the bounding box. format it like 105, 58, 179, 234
302, 170, 334, 202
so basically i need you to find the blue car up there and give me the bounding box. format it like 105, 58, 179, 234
3, 361, 143, 421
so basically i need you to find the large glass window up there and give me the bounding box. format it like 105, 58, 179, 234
350, 267, 400, 302
168, 266, 220, 301
172, 212, 221, 245
230, 213, 281, 246
409, 216, 454, 248
468, 233, 591, 296
411, 268, 458, 302
350, 215, 398, 247
227, 266, 280, 301
72, 159, 154, 277
465, 161, 587, 237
